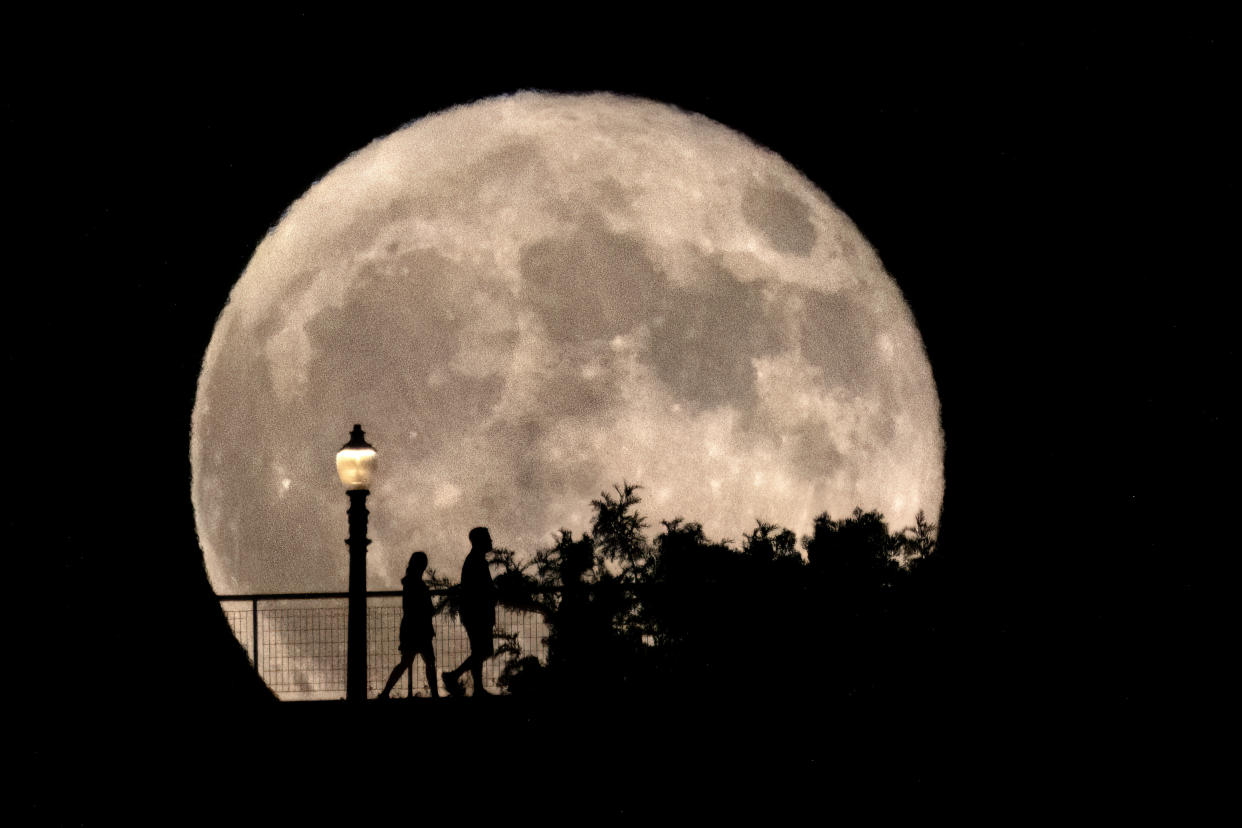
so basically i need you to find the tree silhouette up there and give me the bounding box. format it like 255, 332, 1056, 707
897, 509, 938, 565
590, 481, 652, 581
805, 507, 899, 586
498, 528, 643, 698
743, 519, 799, 563
487, 545, 549, 617
492, 482, 940, 704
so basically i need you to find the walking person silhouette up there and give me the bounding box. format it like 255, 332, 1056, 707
379, 551, 439, 699
442, 527, 498, 697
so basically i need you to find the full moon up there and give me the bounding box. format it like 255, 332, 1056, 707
192, 92, 943, 598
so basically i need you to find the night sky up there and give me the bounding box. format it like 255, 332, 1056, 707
14, 19, 1232, 815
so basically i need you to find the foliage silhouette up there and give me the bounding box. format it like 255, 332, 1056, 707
897, 509, 938, 564
591, 481, 652, 581
490, 483, 939, 705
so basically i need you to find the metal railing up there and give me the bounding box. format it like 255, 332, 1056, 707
218, 590, 549, 700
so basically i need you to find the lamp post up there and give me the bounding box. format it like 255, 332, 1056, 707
336, 424, 377, 702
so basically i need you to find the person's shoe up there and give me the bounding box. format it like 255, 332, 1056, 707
442, 672, 465, 696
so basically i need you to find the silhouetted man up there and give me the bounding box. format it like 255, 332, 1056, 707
442, 527, 497, 696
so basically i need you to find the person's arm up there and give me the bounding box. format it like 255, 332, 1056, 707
423, 585, 436, 629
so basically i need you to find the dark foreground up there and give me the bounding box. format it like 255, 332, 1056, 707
26, 688, 1216, 823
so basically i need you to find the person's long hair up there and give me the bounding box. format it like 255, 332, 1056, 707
405, 551, 428, 580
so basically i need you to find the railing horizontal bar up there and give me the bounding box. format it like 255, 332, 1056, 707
216, 585, 565, 602
217, 591, 396, 601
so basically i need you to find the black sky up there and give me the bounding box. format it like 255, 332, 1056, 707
12, 18, 1234, 814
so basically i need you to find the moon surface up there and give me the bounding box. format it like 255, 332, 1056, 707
192, 92, 943, 599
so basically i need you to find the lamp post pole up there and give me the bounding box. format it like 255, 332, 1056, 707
345, 487, 370, 702
337, 424, 377, 703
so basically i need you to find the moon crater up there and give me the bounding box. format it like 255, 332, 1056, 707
742, 184, 818, 256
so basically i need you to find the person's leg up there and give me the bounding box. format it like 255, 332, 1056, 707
444, 624, 481, 688
422, 645, 439, 698
442, 657, 468, 686
469, 653, 486, 695
443, 640, 471, 695
380, 653, 414, 698
467, 627, 493, 696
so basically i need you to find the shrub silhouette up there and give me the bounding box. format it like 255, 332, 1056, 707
495, 483, 939, 703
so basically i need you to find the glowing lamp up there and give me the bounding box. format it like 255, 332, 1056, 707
336, 424, 377, 491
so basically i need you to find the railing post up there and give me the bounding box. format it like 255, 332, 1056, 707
252, 598, 260, 675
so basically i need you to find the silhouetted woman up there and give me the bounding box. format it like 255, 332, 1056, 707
379, 551, 439, 699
